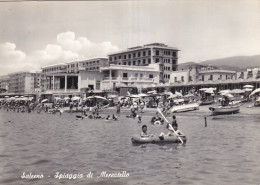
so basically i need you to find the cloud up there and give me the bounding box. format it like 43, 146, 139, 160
0, 31, 119, 75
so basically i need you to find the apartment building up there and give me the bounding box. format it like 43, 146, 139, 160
108, 43, 179, 83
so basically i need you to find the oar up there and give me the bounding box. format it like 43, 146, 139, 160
157, 108, 184, 144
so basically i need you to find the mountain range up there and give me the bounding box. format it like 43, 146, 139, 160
180, 55, 260, 71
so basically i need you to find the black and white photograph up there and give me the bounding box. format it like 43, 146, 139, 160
0, 0, 260, 184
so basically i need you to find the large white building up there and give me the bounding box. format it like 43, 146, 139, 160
108, 43, 179, 83
8, 72, 41, 94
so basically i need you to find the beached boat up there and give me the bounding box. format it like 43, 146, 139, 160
131, 134, 186, 144
170, 103, 199, 113
199, 99, 214, 105
209, 105, 240, 115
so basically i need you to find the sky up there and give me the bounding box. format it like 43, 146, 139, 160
0, 0, 260, 75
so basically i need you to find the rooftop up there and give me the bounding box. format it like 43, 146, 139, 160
41, 63, 67, 69
100, 64, 159, 72
108, 43, 179, 55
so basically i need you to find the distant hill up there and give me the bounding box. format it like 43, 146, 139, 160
198, 55, 260, 71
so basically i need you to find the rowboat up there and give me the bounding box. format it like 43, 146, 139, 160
170, 103, 199, 113
209, 105, 240, 115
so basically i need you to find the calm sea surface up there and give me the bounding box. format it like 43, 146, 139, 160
0, 105, 260, 185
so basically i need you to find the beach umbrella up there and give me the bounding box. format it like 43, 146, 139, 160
63, 97, 70, 100
71, 96, 80, 101
86, 96, 107, 102
219, 90, 231, 94
163, 92, 174, 96
15, 96, 19, 98
175, 91, 183, 97
244, 88, 253, 92
41, 99, 48, 103
205, 89, 214, 94
147, 90, 157, 94
167, 94, 178, 99
138, 93, 148, 97
129, 94, 140, 98
250, 88, 260, 97
230, 89, 245, 94
199, 88, 208, 91
5, 96, 9, 98
243, 85, 254, 89
184, 94, 195, 98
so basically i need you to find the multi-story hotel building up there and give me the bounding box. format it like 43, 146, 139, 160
8, 72, 41, 94
108, 43, 179, 83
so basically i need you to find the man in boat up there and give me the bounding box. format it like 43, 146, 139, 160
159, 115, 182, 139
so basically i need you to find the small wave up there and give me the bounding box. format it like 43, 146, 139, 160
31, 159, 51, 165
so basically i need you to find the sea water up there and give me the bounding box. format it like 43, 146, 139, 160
0, 104, 259, 185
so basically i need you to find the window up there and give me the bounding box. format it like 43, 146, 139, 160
172, 60, 176, 65
202, 75, 204, 81
128, 61, 131, 65
189, 76, 192, 81
114, 56, 117, 60
143, 51, 146, 56
149, 74, 153, 78
133, 61, 136, 65
181, 76, 184, 82
133, 53, 136, 58
123, 62, 126, 65
123, 73, 128, 78
128, 54, 131, 59
172, 52, 177, 57
148, 58, 151, 64
138, 60, 141, 65
140, 74, 143, 78
209, 75, 213, 80
119, 55, 121, 59
138, 52, 141, 57
156, 50, 160, 56
168, 74, 170, 78
96, 81, 100, 90
155, 58, 159, 63
143, 59, 146, 64
148, 50, 151, 55
135, 73, 138, 78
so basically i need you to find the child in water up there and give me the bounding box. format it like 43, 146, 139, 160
140, 125, 153, 137
112, 114, 118, 121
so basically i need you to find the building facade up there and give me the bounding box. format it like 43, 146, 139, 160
8, 72, 41, 94
0, 76, 9, 93
108, 43, 179, 83
78, 58, 109, 72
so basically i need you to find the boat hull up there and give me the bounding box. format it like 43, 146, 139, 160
170, 103, 199, 113
131, 135, 186, 144
209, 105, 240, 115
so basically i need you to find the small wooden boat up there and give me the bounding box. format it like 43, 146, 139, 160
209, 105, 240, 115
170, 103, 199, 113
